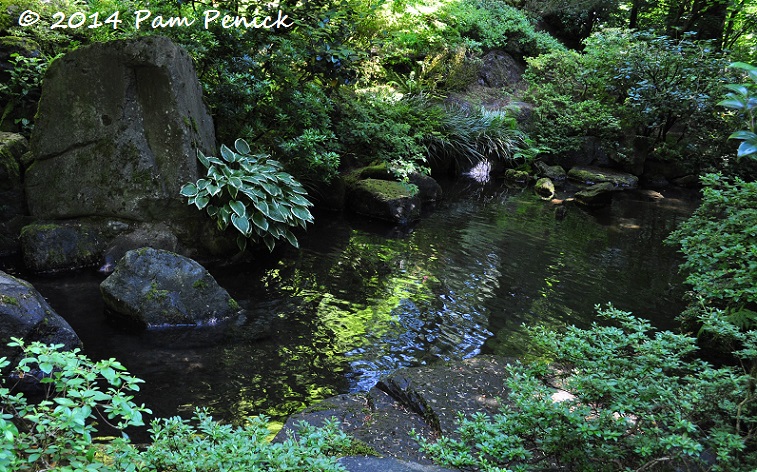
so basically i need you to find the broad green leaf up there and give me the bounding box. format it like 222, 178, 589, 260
231, 214, 251, 235
719, 98, 746, 110
289, 194, 311, 207
197, 150, 210, 168
737, 140, 757, 158
235, 138, 251, 155
236, 234, 248, 252
729, 130, 757, 141
220, 144, 235, 163
229, 176, 243, 189
180, 183, 198, 197
283, 229, 299, 249
195, 195, 209, 210
723, 84, 749, 96
263, 235, 275, 252
229, 200, 246, 217
252, 212, 269, 231
254, 200, 270, 216
291, 205, 313, 222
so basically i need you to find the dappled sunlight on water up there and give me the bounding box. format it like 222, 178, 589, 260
20, 180, 699, 430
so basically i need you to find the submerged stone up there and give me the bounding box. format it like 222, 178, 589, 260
100, 248, 239, 328
568, 165, 639, 189
0, 270, 81, 371
347, 178, 422, 224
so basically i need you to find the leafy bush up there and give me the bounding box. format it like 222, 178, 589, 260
417, 306, 757, 471
720, 62, 757, 160
524, 28, 731, 168
666, 174, 757, 329
0, 52, 50, 135
1, 340, 355, 471
181, 139, 314, 253
122, 410, 351, 472
0, 338, 150, 471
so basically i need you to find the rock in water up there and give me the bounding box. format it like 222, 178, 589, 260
100, 248, 240, 328
25, 36, 215, 225
0, 270, 81, 370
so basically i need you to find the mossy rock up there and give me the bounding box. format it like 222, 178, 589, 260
534, 177, 556, 200
0, 270, 81, 372
503, 168, 530, 184
574, 182, 617, 207
568, 165, 638, 189
100, 248, 240, 328
346, 178, 421, 224
19, 221, 107, 273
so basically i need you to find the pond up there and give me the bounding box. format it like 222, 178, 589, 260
10, 178, 699, 430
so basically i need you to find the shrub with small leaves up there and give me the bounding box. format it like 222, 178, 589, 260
181, 139, 314, 252
719, 62, 757, 160
416, 306, 756, 471
121, 409, 351, 472
0, 338, 150, 471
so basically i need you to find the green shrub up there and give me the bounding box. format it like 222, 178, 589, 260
1, 340, 355, 471
666, 174, 757, 329
0, 338, 150, 471
524, 29, 731, 168
0, 52, 51, 135
719, 62, 757, 160
181, 139, 314, 253
417, 306, 757, 471
123, 410, 351, 472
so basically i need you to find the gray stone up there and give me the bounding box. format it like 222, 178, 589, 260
672, 174, 700, 188
99, 225, 179, 273
568, 165, 639, 189
503, 168, 530, 185
20, 221, 108, 273
346, 179, 422, 224
409, 173, 442, 203
25, 36, 215, 229
100, 248, 239, 328
278, 356, 513, 466
574, 182, 617, 207
534, 177, 556, 200
339, 456, 457, 472
0, 270, 81, 370
533, 161, 567, 185
478, 50, 525, 89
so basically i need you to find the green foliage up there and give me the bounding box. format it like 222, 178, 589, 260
666, 174, 757, 328
1, 340, 355, 471
417, 306, 757, 471
0, 338, 150, 471
0, 52, 50, 135
720, 62, 757, 160
119, 410, 350, 472
525, 28, 731, 168
181, 139, 314, 253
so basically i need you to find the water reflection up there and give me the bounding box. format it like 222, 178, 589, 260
22, 180, 698, 427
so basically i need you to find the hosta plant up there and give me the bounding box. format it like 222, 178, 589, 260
181, 139, 314, 252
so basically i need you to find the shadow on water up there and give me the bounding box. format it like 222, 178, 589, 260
13, 178, 699, 431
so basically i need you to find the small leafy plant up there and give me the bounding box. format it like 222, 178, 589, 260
416, 306, 756, 471
0, 338, 150, 471
125, 409, 351, 472
719, 62, 757, 160
181, 139, 314, 252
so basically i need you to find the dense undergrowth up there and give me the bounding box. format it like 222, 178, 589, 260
2, 0, 757, 470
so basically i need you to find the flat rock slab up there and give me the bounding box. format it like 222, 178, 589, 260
568, 165, 639, 189
378, 355, 511, 436
339, 456, 458, 472
278, 356, 513, 465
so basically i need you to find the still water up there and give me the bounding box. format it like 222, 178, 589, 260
20, 178, 698, 427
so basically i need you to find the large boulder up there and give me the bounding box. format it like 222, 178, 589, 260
574, 182, 617, 207
0, 270, 81, 370
100, 248, 240, 328
24, 36, 215, 231
346, 179, 422, 225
